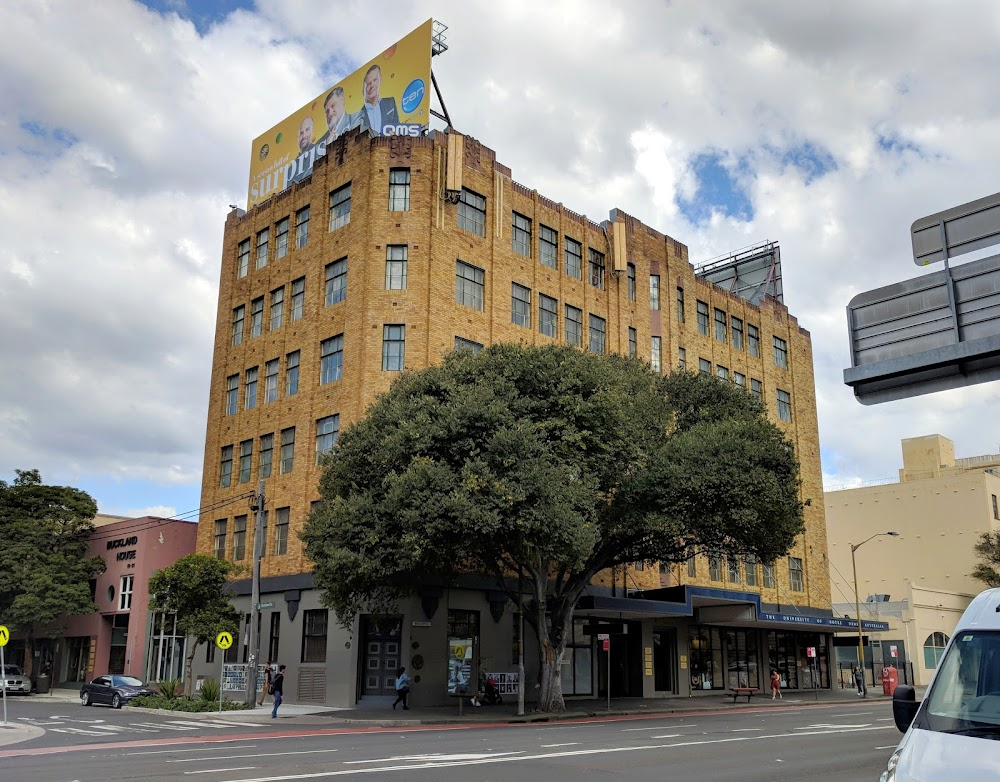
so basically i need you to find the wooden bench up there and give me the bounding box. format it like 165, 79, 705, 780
729, 687, 759, 703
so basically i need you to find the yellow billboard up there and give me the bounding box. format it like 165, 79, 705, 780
247, 19, 433, 208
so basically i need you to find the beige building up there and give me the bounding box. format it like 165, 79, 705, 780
194, 127, 833, 705
826, 434, 1000, 684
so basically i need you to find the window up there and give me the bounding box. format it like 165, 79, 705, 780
539, 294, 557, 337
237, 239, 250, 279
119, 575, 134, 611
238, 439, 253, 484
714, 308, 727, 343
302, 609, 328, 663
268, 612, 281, 664
565, 304, 583, 347
275, 217, 289, 259
777, 389, 792, 422
320, 335, 344, 385
699, 358, 711, 375
788, 556, 803, 592
748, 324, 760, 357
385, 245, 407, 290
231, 305, 245, 346
285, 350, 300, 396
295, 205, 309, 249
731, 317, 744, 350
250, 297, 264, 338
383, 324, 405, 371
280, 427, 295, 474
244, 366, 258, 410
773, 336, 788, 368
588, 314, 606, 353
727, 558, 740, 583
627, 264, 636, 301
225, 374, 238, 415
708, 554, 722, 581
564, 237, 582, 279
696, 300, 709, 335
716, 365, 729, 381
539, 225, 558, 269
676, 287, 685, 322
687, 550, 697, 577
744, 556, 758, 587
734, 372, 746, 388
512, 283, 531, 328
454, 336, 483, 353
213, 519, 227, 559
512, 212, 532, 257
264, 359, 278, 403
455, 261, 485, 310
269, 287, 284, 331
328, 182, 352, 231
290, 277, 305, 322
649, 275, 660, 310
457, 188, 486, 237
274, 507, 289, 555
325, 257, 347, 305
588, 248, 605, 290
388, 168, 410, 211
651, 336, 662, 372
255, 228, 269, 269
993, 494, 999, 520
628, 327, 637, 359
762, 561, 775, 589
233, 515, 247, 561
678, 347, 686, 370
316, 414, 339, 462
750, 378, 762, 401
219, 445, 233, 488
923, 632, 950, 669
259, 433, 273, 479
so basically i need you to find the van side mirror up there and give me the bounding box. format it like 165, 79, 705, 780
892, 684, 919, 732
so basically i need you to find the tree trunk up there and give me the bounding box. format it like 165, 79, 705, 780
185, 643, 199, 696
532, 596, 573, 713
23, 631, 34, 678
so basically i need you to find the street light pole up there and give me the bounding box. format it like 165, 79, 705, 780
850, 531, 899, 698
244, 481, 266, 707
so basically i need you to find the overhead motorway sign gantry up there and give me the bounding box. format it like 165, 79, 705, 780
844, 192, 1000, 405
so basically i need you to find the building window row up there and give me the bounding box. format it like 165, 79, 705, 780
693, 357, 789, 417
220, 419, 347, 487
213, 506, 291, 561
696, 553, 794, 591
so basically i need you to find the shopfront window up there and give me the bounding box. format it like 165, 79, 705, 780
768, 630, 799, 690
146, 612, 186, 682
689, 626, 723, 690
560, 619, 594, 696
725, 630, 760, 689
447, 609, 479, 697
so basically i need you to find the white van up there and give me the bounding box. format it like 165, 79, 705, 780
882, 587, 1000, 781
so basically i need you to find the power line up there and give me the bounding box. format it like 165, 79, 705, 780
85, 491, 256, 544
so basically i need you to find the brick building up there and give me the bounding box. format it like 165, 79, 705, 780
194, 127, 850, 706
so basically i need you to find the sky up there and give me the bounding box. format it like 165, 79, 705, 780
2, 0, 999, 518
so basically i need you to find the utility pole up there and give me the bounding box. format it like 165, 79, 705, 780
517, 570, 525, 717
244, 481, 266, 707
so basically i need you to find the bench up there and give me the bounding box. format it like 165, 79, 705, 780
729, 687, 759, 703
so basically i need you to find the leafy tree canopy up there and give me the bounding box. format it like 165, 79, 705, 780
0, 469, 105, 675
972, 531, 1000, 588
303, 344, 805, 710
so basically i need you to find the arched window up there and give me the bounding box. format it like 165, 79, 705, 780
923, 632, 949, 669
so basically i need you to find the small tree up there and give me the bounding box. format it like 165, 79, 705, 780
303, 344, 805, 712
0, 469, 105, 676
148, 554, 240, 694
972, 531, 1000, 588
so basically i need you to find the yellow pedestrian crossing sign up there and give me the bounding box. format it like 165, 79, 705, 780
0, 625, 8, 647
216, 631, 233, 650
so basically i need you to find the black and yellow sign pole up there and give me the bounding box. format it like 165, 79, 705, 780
0, 624, 10, 726
216, 631, 234, 713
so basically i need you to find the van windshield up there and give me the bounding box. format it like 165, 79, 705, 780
918, 630, 1000, 734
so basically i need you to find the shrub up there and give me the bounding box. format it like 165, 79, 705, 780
130, 694, 251, 712
199, 678, 221, 703
156, 678, 184, 699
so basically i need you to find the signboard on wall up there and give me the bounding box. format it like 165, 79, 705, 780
246, 19, 433, 208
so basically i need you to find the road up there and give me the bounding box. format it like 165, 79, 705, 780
0, 700, 898, 781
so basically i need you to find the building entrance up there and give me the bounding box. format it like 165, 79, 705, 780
360, 615, 403, 698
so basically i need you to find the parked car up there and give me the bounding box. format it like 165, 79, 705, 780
80, 674, 157, 708
1, 665, 33, 695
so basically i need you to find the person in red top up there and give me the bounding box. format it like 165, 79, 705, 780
770, 670, 782, 700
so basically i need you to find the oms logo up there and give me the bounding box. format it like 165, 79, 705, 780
381, 123, 423, 137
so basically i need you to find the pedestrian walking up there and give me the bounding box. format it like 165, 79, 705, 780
393, 666, 411, 710
258, 661, 273, 706
770, 669, 782, 700
854, 665, 865, 696
271, 664, 286, 718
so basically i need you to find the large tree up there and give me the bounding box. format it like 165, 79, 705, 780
0, 469, 105, 676
303, 344, 805, 712
971, 531, 1000, 588
148, 554, 240, 693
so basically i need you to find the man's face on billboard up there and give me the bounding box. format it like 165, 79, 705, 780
324, 93, 345, 130
298, 116, 314, 152
364, 68, 381, 106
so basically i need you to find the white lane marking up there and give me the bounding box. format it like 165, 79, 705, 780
166, 719, 265, 729
131, 722, 197, 731
651, 734, 681, 739
170, 750, 339, 763
875, 745, 899, 750
345, 753, 523, 765
835, 712, 876, 717
49, 728, 112, 736
184, 769, 257, 775
539, 743, 578, 748
622, 724, 698, 731
213, 725, 896, 782
731, 728, 764, 732
197, 720, 268, 728
876, 718, 893, 722
132, 745, 259, 755
796, 723, 871, 730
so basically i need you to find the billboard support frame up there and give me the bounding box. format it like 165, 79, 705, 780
430, 70, 453, 129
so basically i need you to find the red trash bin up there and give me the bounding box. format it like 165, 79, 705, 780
881, 666, 898, 696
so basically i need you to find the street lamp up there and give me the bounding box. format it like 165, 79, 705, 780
851, 531, 900, 697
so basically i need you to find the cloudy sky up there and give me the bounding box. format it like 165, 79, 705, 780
2, 0, 999, 518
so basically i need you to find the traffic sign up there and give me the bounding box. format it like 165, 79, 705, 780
216, 631, 234, 650
890, 645, 898, 658
806, 646, 816, 658
0, 625, 8, 647
596, 633, 610, 641
452, 644, 467, 659
257, 601, 275, 611
602, 638, 610, 652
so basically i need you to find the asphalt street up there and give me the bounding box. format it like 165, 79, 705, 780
0, 700, 899, 781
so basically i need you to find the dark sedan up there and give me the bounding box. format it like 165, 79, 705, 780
80, 674, 157, 708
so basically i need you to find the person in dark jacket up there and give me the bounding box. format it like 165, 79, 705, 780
854, 665, 866, 696
271, 665, 286, 718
